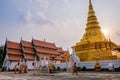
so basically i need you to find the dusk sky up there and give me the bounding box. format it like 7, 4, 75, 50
0, 0, 120, 53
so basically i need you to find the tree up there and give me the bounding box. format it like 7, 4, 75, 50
0, 45, 4, 61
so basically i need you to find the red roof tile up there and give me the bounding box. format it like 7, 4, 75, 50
22, 40, 33, 48
7, 49, 22, 55
61, 51, 70, 57
8, 55, 22, 61
23, 47, 35, 54
57, 47, 63, 53
63, 51, 69, 54
36, 47, 57, 54
7, 41, 21, 49
25, 54, 35, 60
56, 56, 62, 60
6, 39, 66, 61
33, 39, 56, 49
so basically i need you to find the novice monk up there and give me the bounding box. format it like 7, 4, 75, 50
73, 62, 78, 75
14, 65, 17, 73
49, 63, 53, 73
19, 64, 23, 73
39, 65, 43, 72
24, 65, 28, 73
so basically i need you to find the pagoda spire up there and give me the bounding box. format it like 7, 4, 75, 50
75, 0, 118, 62
76, 0, 107, 45
86, 0, 100, 30
89, 0, 92, 6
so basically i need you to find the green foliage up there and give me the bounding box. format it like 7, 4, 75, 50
0, 45, 4, 53
81, 66, 87, 71
0, 45, 4, 61
77, 67, 81, 71
115, 67, 120, 71
57, 66, 60, 71
0, 45, 4, 50
1, 67, 6, 71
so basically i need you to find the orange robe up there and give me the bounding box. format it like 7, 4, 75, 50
24, 65, 28, 73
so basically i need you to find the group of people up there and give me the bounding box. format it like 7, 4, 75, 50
48, 62, 78, 75
48, 62, 78, 74
14, 63, 28, 74
13, 62, 78, 74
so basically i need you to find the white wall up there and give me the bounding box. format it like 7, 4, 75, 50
78, 60, 120, 69
5, 60, 120, 70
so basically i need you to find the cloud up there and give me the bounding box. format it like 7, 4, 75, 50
18, 9, 32, 24
113, 31, 120, 45
18, 9, 51, 25
116, 31, 120, 36
35, 0, 49, 11
106, 30, 120, 45
63, 0, 69, 4
32, 11, 52, 25
36, 11, 47, 21
25, 9, 32, 22
23, 17, 82, 51
17, 0, 50, 25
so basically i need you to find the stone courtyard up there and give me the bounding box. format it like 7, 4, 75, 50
0, 71, 120, 80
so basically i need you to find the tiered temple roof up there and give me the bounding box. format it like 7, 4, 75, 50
21, 40, 35, 61
33, 39, 56, 49
32, 39, 58, 59
57, 47, 63, 53
56, 47, 64, 61
4, 39, 69, 62
6, 41, 23, 61
61, 50, 70, 63
22, 40, 33, 48
7, 41, 21, 49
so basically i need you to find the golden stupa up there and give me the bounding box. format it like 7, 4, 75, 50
75, 0, 118, 62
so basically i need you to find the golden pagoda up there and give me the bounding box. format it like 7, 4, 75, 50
75, 0, 118, 62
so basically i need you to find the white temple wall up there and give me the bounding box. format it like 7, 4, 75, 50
78, 60, 120, 69
54, 63, 67, 68
9, 61, 18, 70
54, 60, 61, 64
52, 60, 120, 69
7, 61, 35, 70
27, 61, 35, 69
5, 60, 120, 70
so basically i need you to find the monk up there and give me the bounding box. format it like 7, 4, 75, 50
73, 62, 78, 75
24, 65, 28, 73
14, 65, 17, 73
49, 63, 53, 73
39, 65, 43, 72
19, 64, 23, 73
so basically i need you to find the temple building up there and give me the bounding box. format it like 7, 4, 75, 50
75, 0, 119, 62
1, 38, 70, 70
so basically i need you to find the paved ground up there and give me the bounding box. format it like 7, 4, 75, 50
0, 71, 120, 80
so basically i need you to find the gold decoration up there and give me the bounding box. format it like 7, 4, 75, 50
75, 0, 118, 62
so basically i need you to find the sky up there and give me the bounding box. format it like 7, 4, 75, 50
0, 0, 120, 53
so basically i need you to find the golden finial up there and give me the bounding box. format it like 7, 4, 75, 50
89, 0, 93, 9
89, 0, 92, 5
